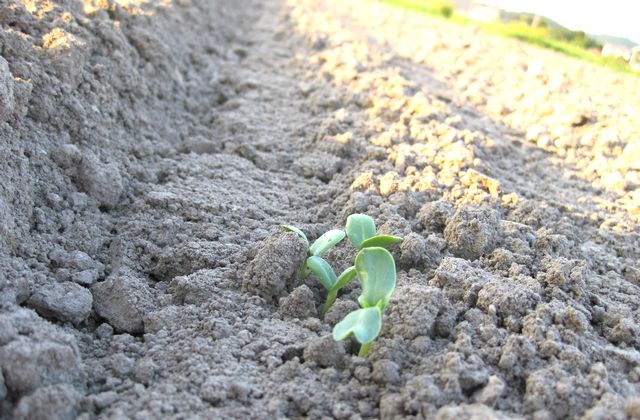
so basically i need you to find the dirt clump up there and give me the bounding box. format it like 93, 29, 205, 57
444, 205, 500, 260
242, 232, 308, 303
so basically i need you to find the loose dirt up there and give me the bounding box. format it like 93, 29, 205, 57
0, 0, 639, 418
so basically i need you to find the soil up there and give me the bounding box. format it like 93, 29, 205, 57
0, 0, 639, 418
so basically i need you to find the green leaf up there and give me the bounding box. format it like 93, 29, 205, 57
309, 229, 345, 257
332, 307, 382, 344
281, 225, 309, 247
323, 267, 357, 317
360, 235, 403, 249
306, 256, 337, 290
330, 266, 357, 293
355, 247, 396, 309
345, 214, 376, 249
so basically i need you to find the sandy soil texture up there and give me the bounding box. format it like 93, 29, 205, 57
0, 0, 639, 418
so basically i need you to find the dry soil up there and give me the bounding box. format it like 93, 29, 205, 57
0, 0, 639, 419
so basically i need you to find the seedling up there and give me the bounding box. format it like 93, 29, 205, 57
283, 215, 400, 358
345, 214, 402, 250
333, 247, 397, 357
282, 225, 351, 315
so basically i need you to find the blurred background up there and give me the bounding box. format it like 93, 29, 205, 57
383, 0, 640, 74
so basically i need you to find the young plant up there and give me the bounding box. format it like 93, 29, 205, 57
282, 225, 345, 277
282, 225, 352, 315
345, 214, 402, 250
283, 214, 400, 357
332, 246, 397, 357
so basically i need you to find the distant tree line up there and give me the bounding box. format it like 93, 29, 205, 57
503, 12, 602, 50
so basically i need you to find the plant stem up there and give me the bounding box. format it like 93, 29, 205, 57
358, 342, 372, 358
298, 259, 311, 282
321, 290, 338, 318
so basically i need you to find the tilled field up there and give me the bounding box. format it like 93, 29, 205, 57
0, 0, 639, 418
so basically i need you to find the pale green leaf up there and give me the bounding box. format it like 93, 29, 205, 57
310, 229, 346, 257
306, 256, 337, 290
345, 214, 376, 249
332, 307, 382, 344
281, 225, 309, 247
330, 266, 357, 293
360, 235, 403, 249
355, 247, 396, 309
